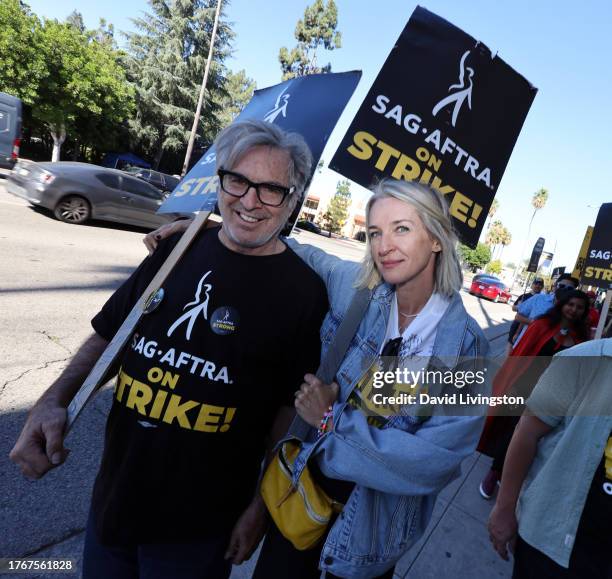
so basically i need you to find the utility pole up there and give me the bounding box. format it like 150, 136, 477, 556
181, 0, 223, 177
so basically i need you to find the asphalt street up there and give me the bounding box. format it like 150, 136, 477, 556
0, 181, 514, 577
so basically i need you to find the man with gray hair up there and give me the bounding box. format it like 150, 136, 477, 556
10, 120, 328, 578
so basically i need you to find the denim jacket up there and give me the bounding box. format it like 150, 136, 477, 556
286, 240, 490, 578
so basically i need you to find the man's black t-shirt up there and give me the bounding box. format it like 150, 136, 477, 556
90, 228, 328, 545
573, 432, 612, 564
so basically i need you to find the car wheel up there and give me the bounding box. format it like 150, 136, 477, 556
54, 195, 91, 224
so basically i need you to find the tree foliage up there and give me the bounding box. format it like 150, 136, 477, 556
124, 0, 234, 169
320, 179, 351, 234
35, 19, 134, 161
531, 188, 549, 211
279, 0, 341, 80
0, 2, 134, 161
0, 0, 45, 105
486, 259, 503, 275
216, 69, 256, 128
458, 242, 491, 272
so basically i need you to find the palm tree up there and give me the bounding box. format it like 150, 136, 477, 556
485, 220, 501, 257
511, 188, 549, 287
498, 227, 512, 259
485, 198, 499, 233
528, 188, 549, 238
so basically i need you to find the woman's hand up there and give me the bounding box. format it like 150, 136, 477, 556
488, 504, 518, 561
143, 218, 193, 255
294, 374, 339, 428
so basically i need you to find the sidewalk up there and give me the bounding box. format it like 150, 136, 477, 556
18, 451, 509, 579
11, 328, 512, 579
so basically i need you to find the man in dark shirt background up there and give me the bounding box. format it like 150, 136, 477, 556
10, 121, 328, 578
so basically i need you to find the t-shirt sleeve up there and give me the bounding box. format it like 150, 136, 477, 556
91, 235, 181, 340
518, 295, 536, 317
277, 281, 329, 407
526, 350, 581, 427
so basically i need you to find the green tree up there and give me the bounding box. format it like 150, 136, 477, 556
279, 0, 341, 80
320, 179, 351, 234
0, 0, 46, 105
65, 10, 85, 32
486, 259, 503, 275
458, 242, 491, 272
216, 69, 256, 128
125, 0, 234, 169
35, 19, 133, 161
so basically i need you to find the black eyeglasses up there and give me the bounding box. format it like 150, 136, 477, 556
217, 169, 295, 207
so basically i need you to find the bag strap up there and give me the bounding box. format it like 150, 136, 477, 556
287, 287, 371, 440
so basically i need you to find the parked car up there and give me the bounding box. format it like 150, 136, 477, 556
0, 92, 22, 169
295, 219, 322, 235
472, 273, 500, 283
469, 276, 512, 303
6, 161, 187, 229
123, 166, 180, 193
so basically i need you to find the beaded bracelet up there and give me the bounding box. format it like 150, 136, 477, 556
317, 406, 334, 438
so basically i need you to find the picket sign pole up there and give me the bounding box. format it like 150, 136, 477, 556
594, 290, 611, 340
65, 211, 211, 432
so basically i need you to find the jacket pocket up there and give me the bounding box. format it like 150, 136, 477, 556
387, 495, 420, 555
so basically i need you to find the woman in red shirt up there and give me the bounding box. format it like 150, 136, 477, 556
478, 288, 590, 498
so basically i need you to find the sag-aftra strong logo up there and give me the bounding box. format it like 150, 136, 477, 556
263, 84, 292, 123
432, 50, 474, 127
167, 271, 213, 340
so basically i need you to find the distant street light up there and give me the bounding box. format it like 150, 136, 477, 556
181, 0, 223, 177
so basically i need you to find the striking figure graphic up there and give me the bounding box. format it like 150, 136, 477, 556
432, 50, 474, 127
263, 85, 291, 123
167, 271, 213, 340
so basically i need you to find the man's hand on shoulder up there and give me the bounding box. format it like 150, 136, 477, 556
143, 219, 193, 255
224, 495, 268, 565
9, 399, 69, 479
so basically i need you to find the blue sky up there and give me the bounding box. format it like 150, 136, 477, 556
26, 0, 612, 271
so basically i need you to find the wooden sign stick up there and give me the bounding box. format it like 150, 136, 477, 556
65, 211, 211, 432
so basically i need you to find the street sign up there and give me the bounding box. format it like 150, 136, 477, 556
328, 6, 537, 246
527, 237, 545, 273
538, 251, 554, 274
551, 266, 565, 286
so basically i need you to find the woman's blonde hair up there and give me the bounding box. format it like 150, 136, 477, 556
355, 179, 463, 297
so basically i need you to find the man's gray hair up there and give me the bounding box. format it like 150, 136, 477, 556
214, 120, 313, 195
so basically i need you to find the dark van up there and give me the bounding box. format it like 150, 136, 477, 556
0, 92, 22, 169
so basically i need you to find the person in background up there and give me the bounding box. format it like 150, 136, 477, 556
513, 274, 579, 347
478, 288, 590, 499
507, 277, 544, 354
488, 338, 612, 578
586, 291, 600, 337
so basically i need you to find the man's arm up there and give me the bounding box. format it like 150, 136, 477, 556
9, 333, 109, 479
224, 405, 294, 564
512, 294, 525, 312
516, 295, 537, 325
488, 413, 553, 560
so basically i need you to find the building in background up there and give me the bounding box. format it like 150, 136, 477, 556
299, 191, 367, 239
